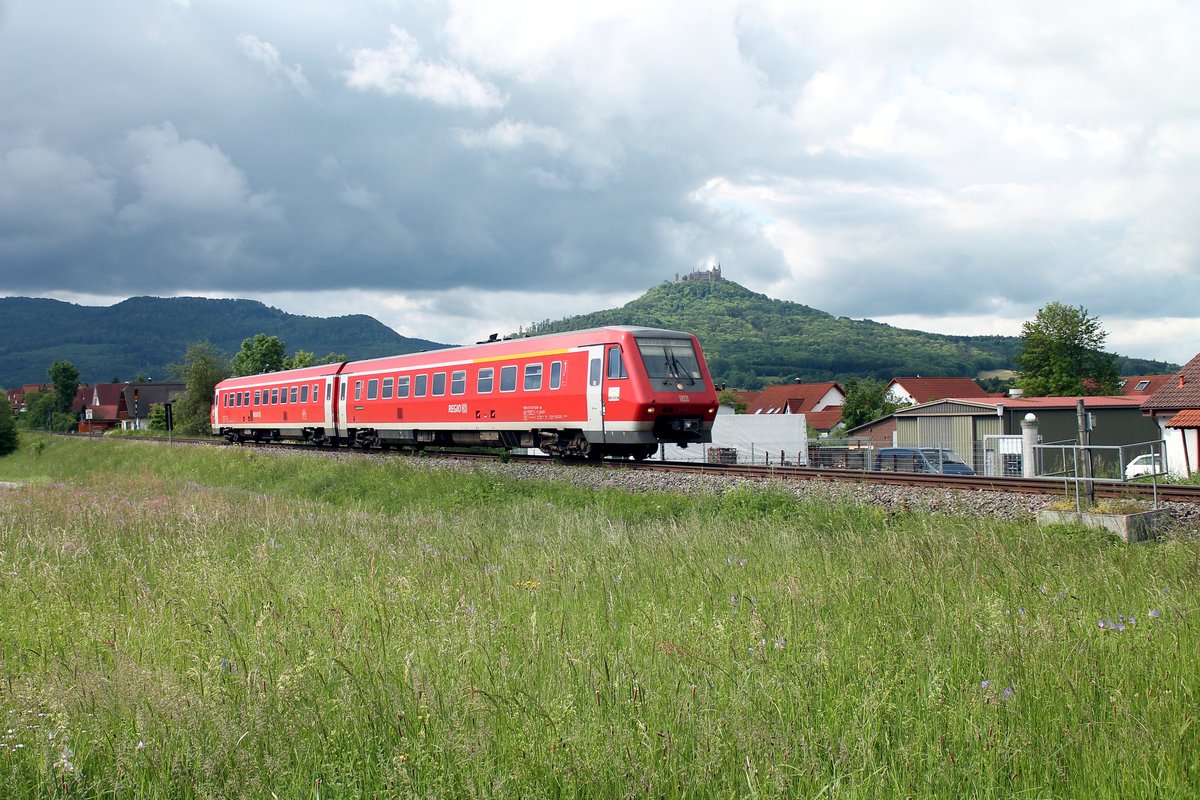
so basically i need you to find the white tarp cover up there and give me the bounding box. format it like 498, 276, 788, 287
661, 408, 809, 465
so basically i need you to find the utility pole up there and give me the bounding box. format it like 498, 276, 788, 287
1076, 399, 1094, 505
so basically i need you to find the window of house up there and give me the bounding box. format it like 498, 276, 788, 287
550, 361, 563, 390
1134, 380, 1150, 392
414, 374, 428, 397
477, 367, 494, 394
451, 370, 466, 395
367, 379, 379, 400
500, 365, 518, 392
432, 372, 446, 396
524, 363, 543, 391
382, 377, 394, 399
398, 376, 410, 398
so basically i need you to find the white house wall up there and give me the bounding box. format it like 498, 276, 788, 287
662, 412, 809, 465
1157, 417, 1197, 477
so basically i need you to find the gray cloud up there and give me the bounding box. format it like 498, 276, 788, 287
0, 0, 1197, 363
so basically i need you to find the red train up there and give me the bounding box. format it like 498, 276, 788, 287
210, 326, 718, 459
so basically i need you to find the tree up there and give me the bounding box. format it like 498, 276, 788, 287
0, 393, 18, 456
147, 403, 168, 432
20, 390, 57, 430
48, 360, 80, 412
230, 334, 286, 376
1016, 302, 1121, 396
169, 342, 230, 436
717, 388, 747, 413
283, 349, 315, 371
839, 377, 904, 430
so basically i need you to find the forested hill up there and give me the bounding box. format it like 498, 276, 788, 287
525, 280, 1176, 388
0, 296, 447, 386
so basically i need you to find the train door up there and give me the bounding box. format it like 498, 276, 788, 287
586, 346, 605, 441
337, 377, 349, 439
326, 377, 338, 437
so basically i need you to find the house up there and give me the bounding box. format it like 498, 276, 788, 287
1140, 354, 1200, 478
739, 381, 845, 433
891, 395, 1160, 476
77, 383, 126, 433
885, 376, 994, 406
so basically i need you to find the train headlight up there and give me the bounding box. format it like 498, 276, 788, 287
646, 406, 656, 415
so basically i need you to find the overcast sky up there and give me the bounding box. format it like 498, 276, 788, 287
2, 1, 1197, 364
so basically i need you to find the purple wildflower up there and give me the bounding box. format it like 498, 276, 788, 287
1000, 686, 1015, 703
1149, 609, 1160, 619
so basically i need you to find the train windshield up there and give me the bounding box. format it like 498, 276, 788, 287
637, 337, 705, 387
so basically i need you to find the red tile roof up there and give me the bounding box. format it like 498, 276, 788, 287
1166, 409, 1200, 428
1142, 353, 1200, 411
887, 377, 990, 403
1120, 375, 1172, 396
805, 409, 844, 431
744, 382, 843, 415
999, 396, 1142, 409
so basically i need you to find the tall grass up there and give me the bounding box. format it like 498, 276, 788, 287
0, 436, 1196, 797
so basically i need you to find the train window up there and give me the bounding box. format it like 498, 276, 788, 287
499, 365, 518, 392
340, 382, 345, 401
524, 363, 542, 391
607, 347, 626, 379
313, 383, 320, 401
289, 386, 298, 404
382, 377, 394, 399
398, 376, 410, 398
367, 379, 379, 400
414, 374, 428, 397
255, 390, 261, 405
224, 393, 231, 407
300, 385, 309, 404
236, 392, 242, 407
244, 391, 250, 406
432, 372, 446, 396
477, 367, 494, 394
550, 361, 562, 390
451, 370, 466, 395
271, 388, 279, 405
589, 358, 601, 386
354, 381, 362, 401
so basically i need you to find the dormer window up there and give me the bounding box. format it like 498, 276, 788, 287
1134, 380, 1150, 392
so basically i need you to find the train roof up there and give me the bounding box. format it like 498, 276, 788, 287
343, 326, 700, 367
214, 326, 701, 387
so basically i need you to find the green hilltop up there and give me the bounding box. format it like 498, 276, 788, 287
525, 279, 1176, 388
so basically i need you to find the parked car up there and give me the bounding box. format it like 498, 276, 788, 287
873, 447, 975, 475
1124, 453, 1164, 481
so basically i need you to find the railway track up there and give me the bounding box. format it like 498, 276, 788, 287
62, 432, 1200, 505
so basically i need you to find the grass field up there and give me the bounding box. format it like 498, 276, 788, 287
0, 435, 1197, 798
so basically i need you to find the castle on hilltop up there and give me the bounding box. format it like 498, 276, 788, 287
675, 264, 723, 283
